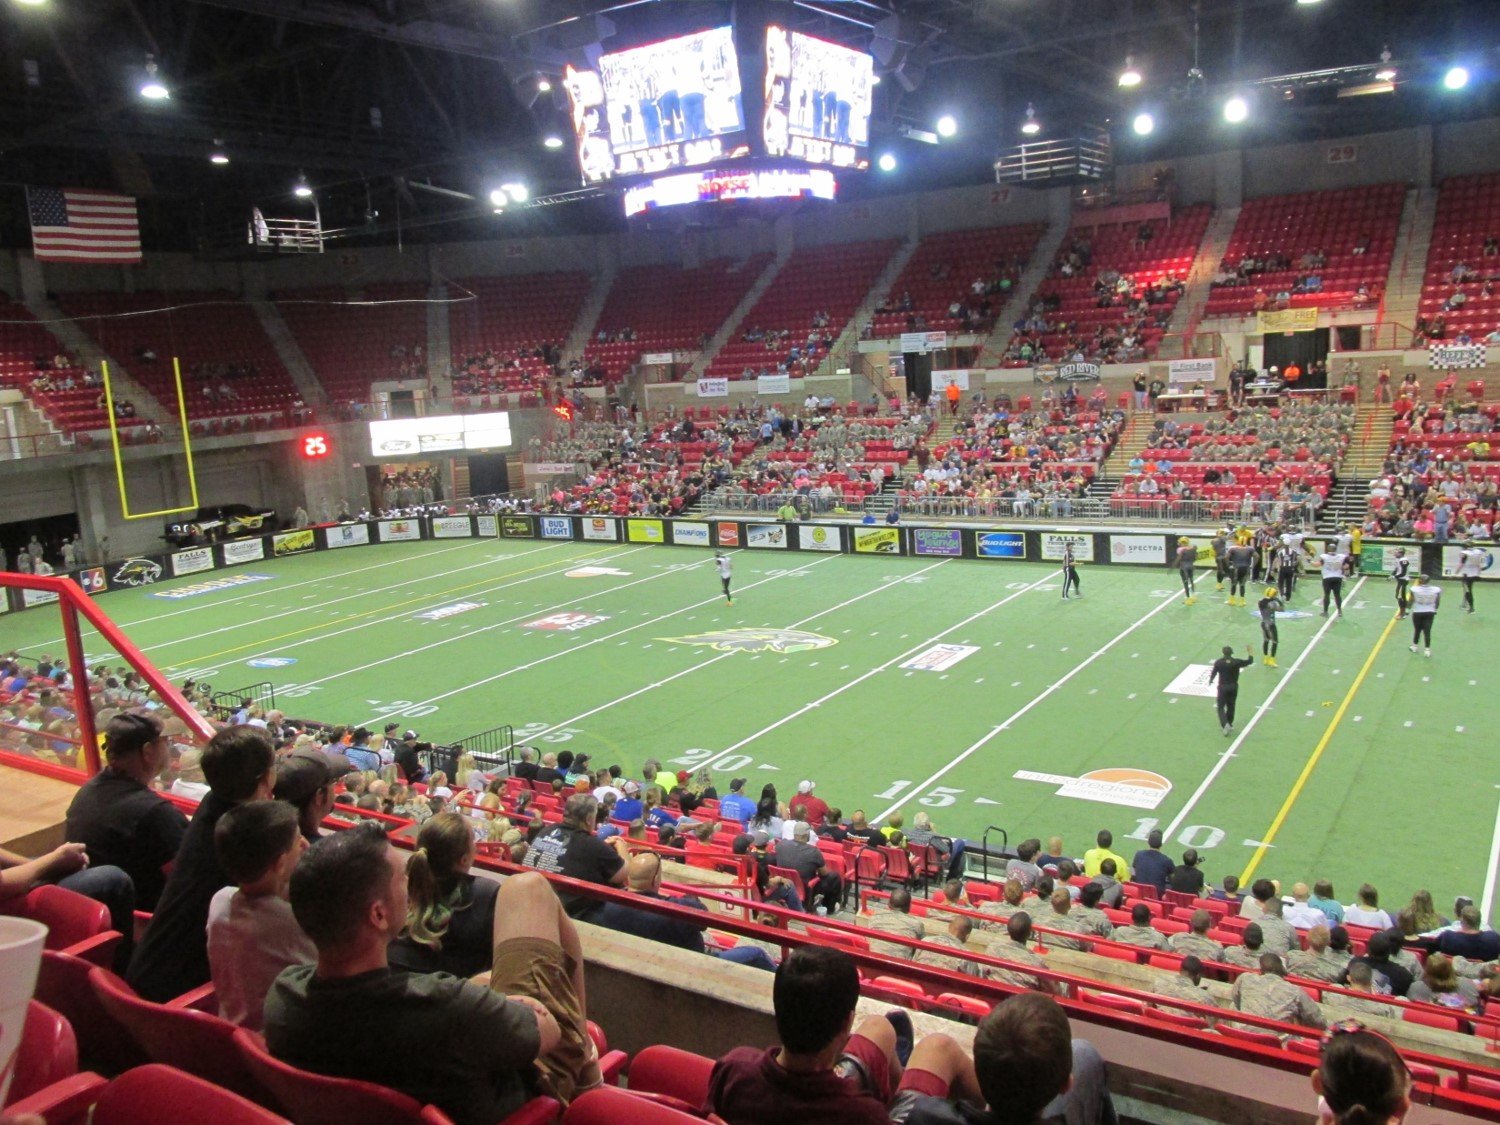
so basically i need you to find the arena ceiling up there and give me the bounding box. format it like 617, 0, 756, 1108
1, 0, 1498, 252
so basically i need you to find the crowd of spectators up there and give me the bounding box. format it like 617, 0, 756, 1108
735, 321, 837, 381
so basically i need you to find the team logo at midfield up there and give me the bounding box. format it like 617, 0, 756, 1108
661, 628, 837, 654
113, 558, 163, 586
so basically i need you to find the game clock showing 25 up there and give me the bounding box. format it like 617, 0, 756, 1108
299, 432, 332, 460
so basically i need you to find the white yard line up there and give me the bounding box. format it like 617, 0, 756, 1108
1162, 576, 1366, 839
158, 545, 653, 673
145, 543, 564, 651
1481, 789, 1500, 925
535, 558, 958, 737
689, 568, 1063, 775
354, 552, 842, 727
33, 538, 497, 646
871, 586, 1184, 823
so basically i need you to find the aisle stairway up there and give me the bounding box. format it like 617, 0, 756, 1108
1319, 402, 1392, 531
1160, 206, 1239, 353
1099, 410, 1154, 475
1380, 187, 1438, 334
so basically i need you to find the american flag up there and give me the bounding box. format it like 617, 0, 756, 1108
26, 187, 142, 264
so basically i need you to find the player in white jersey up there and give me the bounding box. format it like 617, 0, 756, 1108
714, 551, 733, 604
1408, 574, 1441, 656
1316, 550, 1348, 618
1389, 546, 1411, 618
1458, 541, 1487, 614
1333, 528, 1354, 576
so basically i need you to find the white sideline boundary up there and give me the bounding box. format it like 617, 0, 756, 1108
871, 586, 1184, 823
1162, 576, 1367, 839
530, 558, 959, 738
687, 569, 1064, 776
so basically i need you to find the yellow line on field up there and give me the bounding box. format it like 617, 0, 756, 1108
178, 545, 619, 663
1239, 609, 1400, 883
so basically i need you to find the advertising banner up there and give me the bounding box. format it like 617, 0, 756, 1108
524, 462, 576, 476
377, 519, 421, 542
326, 523, 371, 549
1428, 343, 1487, 370
272, 529, 316, 557
21, 587, 59, 607
171, 547, 214, 576
222, 538, 266, 565
797, 525, 840, 552
976, 531, 1026, 559
671, 522, 711, 546
476, 516, 499, 538
852, 527, 900, 554
696, 377, 729, 398
717, 522, 741, 547
914, 528, 963, 557
757, 374, 791, 395
1441, 544, 1499, 579
627, 519, 665, 544
76, 567, 107, 595
499, 516, 533, 539
932, 369, 971, 391
431, 516, 473, 539
746, 524, 788, 549
1039, 532, 1093, 562
1358, 543, 1387, 575
540, 516, 574, 541
899, 330, 948, 354
1108, 535, 1167, 565
1255, 307, 1318, 334
581, 517, 618, 542
1167, 358, 1217, 385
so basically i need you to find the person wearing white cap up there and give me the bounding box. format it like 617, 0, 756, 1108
789, 779, 829, 827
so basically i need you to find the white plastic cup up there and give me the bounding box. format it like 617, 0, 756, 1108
0, 916, 47, 1105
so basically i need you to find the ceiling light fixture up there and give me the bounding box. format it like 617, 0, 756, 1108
1021, 103, 1041, 135
1118, 55, 1142, 88
877, 152, 897, 172
1132, 112, 1155, 136
209, 140, 229, 165
543, 134, 565, 149
293, 173, 313, 199
537, 77, 552, 93
138, 56, 170, 100
1223, 95, 1249, 123
935, 114, 957, 138
1444, 66, 1470, 91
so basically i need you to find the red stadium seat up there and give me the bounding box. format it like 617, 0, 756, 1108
8, 1000, 79, 1106
89, 969, 268, 1104
0, 884, 121, 966
563, 1085, 723, 1123
35, 950, 148, 1074
627, 1044, 716, 1112
9, 1066, 287, 1125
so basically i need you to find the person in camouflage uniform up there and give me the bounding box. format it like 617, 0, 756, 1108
985, 913, 1055, 993
1168, 909, 1225, 962
1231, 953, 1327, 1029
1111, 903, 1170, 951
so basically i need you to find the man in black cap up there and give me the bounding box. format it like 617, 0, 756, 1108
275, 748, 356, 843
392, 730, 426, 783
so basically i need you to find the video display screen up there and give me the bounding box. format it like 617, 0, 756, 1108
368, 412, 513, 457
564, 26, 748, 184
763, 27, 873, 170
623, 166, 836, 217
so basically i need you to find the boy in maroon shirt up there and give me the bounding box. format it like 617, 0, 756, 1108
708, 945, 981, 1123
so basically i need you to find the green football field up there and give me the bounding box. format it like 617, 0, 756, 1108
6, 537, 1495, 924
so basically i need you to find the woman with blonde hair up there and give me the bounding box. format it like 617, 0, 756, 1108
391, 812, 498, 977
1398, 889, 1446, 935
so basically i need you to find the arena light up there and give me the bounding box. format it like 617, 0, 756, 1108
13, 0, 50, 7
502, 182, 528, 202
1444, 65, 1470, 91
209, 139, 229, 165
138, 56, 170, 101
293, 173, 313, 199
935, 114, 957, 138
1223, 95, 1249, 123
1132, 112, 1155, 136
1373, 47, 1396, 83
877, 152, 897, 172
1118, 55, 1142, 88
543, 134, 564, 149
537, 77, 552, 93
1020, 103, 1041, 135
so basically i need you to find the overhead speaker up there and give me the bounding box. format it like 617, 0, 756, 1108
871, 14, 916, 69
